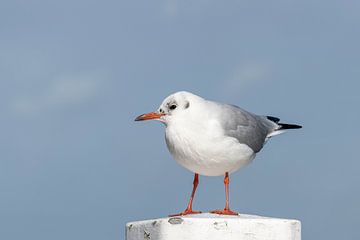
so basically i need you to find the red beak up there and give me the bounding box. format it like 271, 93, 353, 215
134, 112, 165, 121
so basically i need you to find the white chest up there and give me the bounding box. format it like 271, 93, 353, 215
164, 120, 255, 176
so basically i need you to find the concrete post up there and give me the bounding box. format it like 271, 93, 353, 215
126, 213, 301, 240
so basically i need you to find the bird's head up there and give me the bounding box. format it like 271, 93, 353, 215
134, 91, 202, 125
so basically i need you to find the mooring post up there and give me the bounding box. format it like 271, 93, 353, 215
126, 213, 301, 240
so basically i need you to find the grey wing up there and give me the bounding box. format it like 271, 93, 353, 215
215, 103, 278, 153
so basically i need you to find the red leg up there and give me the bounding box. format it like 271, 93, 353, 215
210, 172, 238, 215
169, 173, 202, 216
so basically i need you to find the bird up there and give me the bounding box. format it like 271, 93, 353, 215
135, 91, 301, 216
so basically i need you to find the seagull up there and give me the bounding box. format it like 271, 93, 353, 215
135, 91, 301, 216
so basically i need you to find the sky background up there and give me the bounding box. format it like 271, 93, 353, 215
1, 0, 359, 239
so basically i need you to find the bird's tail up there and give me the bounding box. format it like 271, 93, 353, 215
265, 116, 302, 139
266, 116, 302, 130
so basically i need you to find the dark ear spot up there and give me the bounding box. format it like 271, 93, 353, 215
185, 101, 190, 109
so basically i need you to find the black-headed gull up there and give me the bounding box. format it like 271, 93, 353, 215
135, 91, 301, 216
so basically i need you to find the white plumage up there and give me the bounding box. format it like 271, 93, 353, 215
135, 91, 301, 215
163, 97, 256, 176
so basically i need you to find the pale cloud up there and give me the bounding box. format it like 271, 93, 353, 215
164, 0, 178, 17
11, 72, 105, 115
221, 63, 272, 97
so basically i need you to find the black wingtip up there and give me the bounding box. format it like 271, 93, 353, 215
278, 123, 302, 129
267, 116, 302, 129
267, 116, 280, 123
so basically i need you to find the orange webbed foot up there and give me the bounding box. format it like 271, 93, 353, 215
209, 208, 238, 215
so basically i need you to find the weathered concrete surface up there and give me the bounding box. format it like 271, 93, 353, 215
126, 213, 301, 240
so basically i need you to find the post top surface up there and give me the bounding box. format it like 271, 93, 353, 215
126, 213, 300, 226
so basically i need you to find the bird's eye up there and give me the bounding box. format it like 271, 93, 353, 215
169, 104, 177, 110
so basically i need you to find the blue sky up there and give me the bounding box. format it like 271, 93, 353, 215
1, 1, 359, 239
